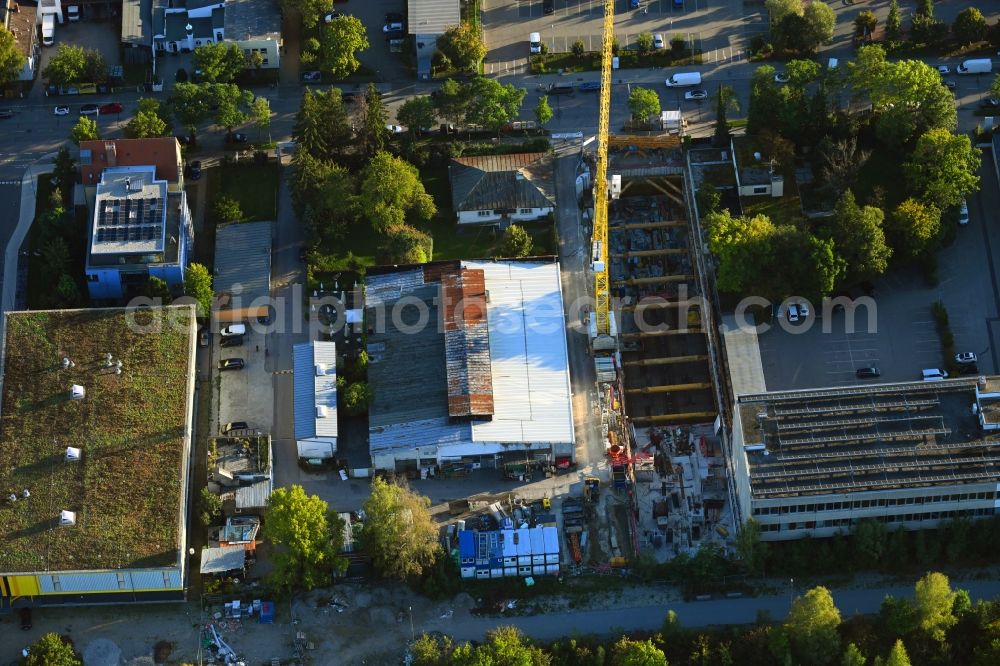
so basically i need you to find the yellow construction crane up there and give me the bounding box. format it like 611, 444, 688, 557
592, 0, 615, 339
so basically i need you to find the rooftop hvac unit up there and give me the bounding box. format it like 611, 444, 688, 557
65, 447, 82, 461
59, 510, 76, 526
317, 405, 329, 418
69, 384, 85, 400
315, 363, 327, 376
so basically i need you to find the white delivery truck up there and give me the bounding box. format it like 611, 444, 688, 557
41, 14, 54, 46
957, 58, 992, 74
665, 72, 702, 87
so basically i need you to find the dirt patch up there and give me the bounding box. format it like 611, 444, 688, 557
152, 641, 173, 663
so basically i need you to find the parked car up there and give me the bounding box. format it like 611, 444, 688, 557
385, 11, 404, 22
937, 65, 950, 75
383, 21, 403, 32
324, 10, 340, 22
342, 91, 360, 103
653, 34, 664, 50
579, 81, 601, 92
980, 96, 1000, 108
786, 303, 800, 323
384, 28, 405, 40
19, 607, 31, 630
187, 160, 202, 180
79, 103, 100, 116
856, 367, 880, 379
684, 89, 708, 100
959, 363, 980, 375
257, 306, 274, 325
774, 72, 790, 83
175, 68, 189, 82
220, 334, 244, 348
956, 352, 978, 364
0, 108, 13, 119
221, 323, 246, 337
221, 421, 249, 434
543, 0, 553, 13
959, 199, 969, 225
219, 358, 245, 371
53, 105, 70, 116
797, 301, 810, 318
629, 0, 640, 7
386, 124, 406, 134
199, 328, 210, 347
302, 70, 322, 82
225, 132, 248, 144
99, 102, 123, 114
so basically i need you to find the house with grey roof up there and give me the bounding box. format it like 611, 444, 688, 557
407, 0, 460, 80
213, 220, 272, 322
225, 0, 282, 69
152, 0, 225, 54
365, 259, 575, 473
448, 153, 555, 227
293, 341, 339, 461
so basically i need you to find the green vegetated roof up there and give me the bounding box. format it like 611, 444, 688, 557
0, 307, 195, 574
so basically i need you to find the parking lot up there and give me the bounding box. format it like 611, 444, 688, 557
483, 0, 749, 74
216, 325, 274, 436
757, 153, 1000, 390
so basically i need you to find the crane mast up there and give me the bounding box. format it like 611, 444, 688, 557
592, 0, 615, 339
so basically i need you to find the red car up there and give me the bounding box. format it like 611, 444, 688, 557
99, 102, 123, 115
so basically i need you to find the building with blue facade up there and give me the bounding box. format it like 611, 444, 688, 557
457, 526, 560, 579
84, 165, 193, 301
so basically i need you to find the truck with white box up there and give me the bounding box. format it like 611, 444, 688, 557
41, 14, 54, 46
957, 59, 992, 74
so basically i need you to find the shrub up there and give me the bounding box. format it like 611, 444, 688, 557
572, 39, 586, 56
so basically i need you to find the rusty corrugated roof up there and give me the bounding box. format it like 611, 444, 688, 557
442, 269, 494, 418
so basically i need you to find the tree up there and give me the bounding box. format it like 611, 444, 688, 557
850, 517, 889, 569
828, 191, 891, 284
213, 196, 244, 224
886, 0, 902, 41
360, 477, 439, 579
842, 643, 867, 666
884, 640, 911, 666
125, 110, 167, 139
412, 633, 454, 666
628, 86, 661, 122
198, 486, 222, 527
250, 96, 271, 140
210, 83, 254, 134
81, 48, 106, 83
343, 381, 373, 414
144, 276, 173, 303
534, 95, 553, 127
24, 633, 81, 666
437, 23, 487, 73
0, 26, 26, 85
264, 485, 347, 591
802, 1, 836, 49
904, 128, 981, 209
736, 518, 767, 576
609, 637, 668, 666
819, 136, 870, 195
889, 198, 940, 260
766, 0, 803, 26
713, 84, 739, 147
52, 148, 76, 195
192, 42, 244, 83
398, 96, 437, 134
318, 15, 369, 78
70, 116, 99, 144
360, 83, 390, 157
914, 571, 957, 642
954, 8, 988, 45
696, 182, 721, 215
433, 78, 470, 127
463, 77, 526, 134
184, 262, 213, 317
381, 224, 433, 264
281, 0, 330, 29
915, 0, 933, 20
55, 273, 80, 307
635, 32, 655, 55
572, 38, 586, 56
748, 65, 782, 135
784, 586, 842, 666
169, 82, 211, 135
854, 10, 878, 39
358, 152, 436, 233
500, 224, 534, 257
43, 43, 87, 85
292, 87, 352, 161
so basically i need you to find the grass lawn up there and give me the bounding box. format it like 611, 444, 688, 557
0, 307, 194, 572
219, 161, 279, 222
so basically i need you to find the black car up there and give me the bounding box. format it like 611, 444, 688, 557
187, 160, 202, 180
959, 363, 980, 375
220, 334, 244, 348
302, 70, 322, 82
225, 132, 248, 144
19, 607, 31, 630
385, 11, 404, 22
856, 367, 880, 379
219, 358, 245, 371
221, 421, 249, 434
543, 0, 553, 13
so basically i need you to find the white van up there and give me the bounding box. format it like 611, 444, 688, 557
67, 5, 79, 21
665, 72, 702, 87
922, 369, 948, 382
529, 32, 541, 55
221, 324, 246, 337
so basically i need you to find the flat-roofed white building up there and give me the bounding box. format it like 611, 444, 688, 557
293, 341, 338, 460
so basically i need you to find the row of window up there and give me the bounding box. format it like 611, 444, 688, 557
48, 571, 172, 591
760, 507, 998, 532
243, 48, 270, 66
475, 209, 535, 217
752, 491, 997, 516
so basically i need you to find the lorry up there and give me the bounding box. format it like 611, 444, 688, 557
665, 71, 702, 87
957, 58, 992, 75
41, 14, 54, 47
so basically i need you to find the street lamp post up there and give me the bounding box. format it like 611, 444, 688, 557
408, 605, 415, 642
